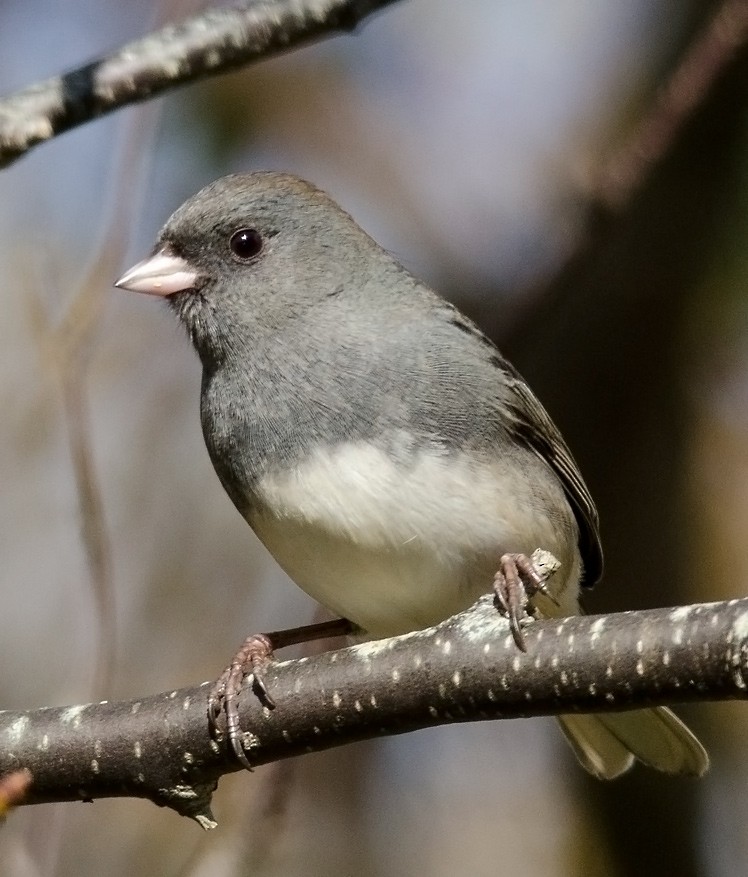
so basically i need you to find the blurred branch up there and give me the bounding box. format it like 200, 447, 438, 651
1, 595, 746, 828
504, 0, 748, 348
0, 770, 32, 819
595, 0, 748, 211
30, 94, 162, 697
0, 0, 401, 168
60, 379, 117, 696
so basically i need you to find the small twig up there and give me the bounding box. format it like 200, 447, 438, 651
0, 0, 401, 168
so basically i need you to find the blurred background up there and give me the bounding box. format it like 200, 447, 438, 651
1, 0, 747, 874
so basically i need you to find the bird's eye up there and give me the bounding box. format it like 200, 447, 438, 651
229, 228, 263, 260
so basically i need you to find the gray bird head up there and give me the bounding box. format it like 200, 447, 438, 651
115, 172, 389, 365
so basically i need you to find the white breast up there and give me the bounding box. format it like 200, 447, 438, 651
250, 439, 580, 635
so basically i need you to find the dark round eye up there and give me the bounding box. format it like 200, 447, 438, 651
229, 228, 263, 260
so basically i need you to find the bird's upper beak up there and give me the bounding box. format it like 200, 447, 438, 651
114, 247, 199, 296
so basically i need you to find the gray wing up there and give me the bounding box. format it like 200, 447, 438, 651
499, 359, 603, 587
419, 297, 603, 587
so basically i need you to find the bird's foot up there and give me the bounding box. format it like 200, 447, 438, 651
208, 633, 275, 769
207, 617, 355, 769
493, 551, 559, 652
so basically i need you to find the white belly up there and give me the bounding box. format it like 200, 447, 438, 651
250, 438, 579, 635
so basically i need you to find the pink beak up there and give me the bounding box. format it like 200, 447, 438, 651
114, 248, 198, 296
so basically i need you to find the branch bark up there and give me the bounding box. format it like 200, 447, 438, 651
2, 595, 746, 828
0, 0, 401, 168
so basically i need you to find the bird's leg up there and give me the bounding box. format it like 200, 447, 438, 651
208, 617, 355, 769
493, 552, 558, 652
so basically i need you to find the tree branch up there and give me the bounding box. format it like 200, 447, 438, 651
0, 0, 401, 168
2, 594, 746, 828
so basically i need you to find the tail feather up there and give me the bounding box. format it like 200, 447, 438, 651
557, 708, 709, 780
557, 715, 634, 780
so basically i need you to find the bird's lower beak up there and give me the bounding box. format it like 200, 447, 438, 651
114, 248, 199, 296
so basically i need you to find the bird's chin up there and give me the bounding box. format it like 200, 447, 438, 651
167, 289, 222, 362
166, 287, 200, 313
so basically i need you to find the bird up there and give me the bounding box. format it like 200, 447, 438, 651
115, 171, 708, 780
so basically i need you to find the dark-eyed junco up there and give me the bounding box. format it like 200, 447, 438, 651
116, 172, 708, 779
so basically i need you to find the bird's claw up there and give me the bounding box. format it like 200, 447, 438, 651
207, 617, 355, 769
493, 552, 558, 651
208, 632, 276, 769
